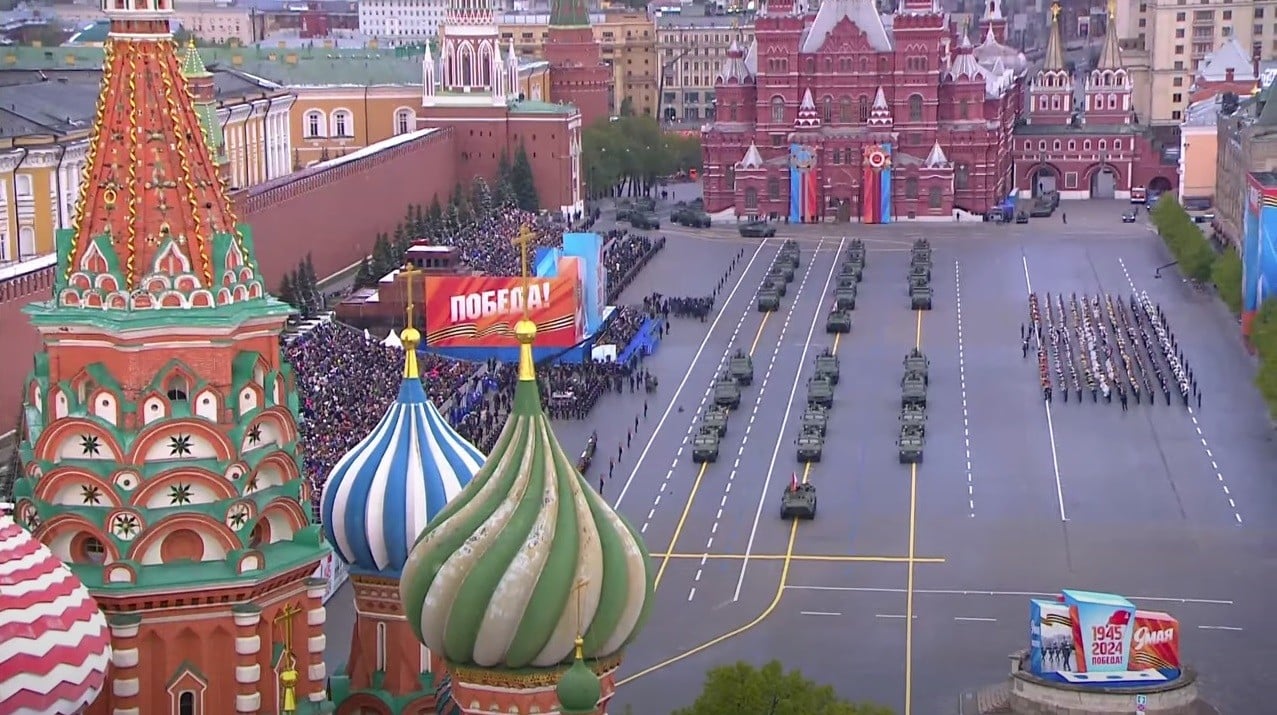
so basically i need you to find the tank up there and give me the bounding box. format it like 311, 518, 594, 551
780, 482, 818, 519
714, 374, 742, 408
700, 405, 729, 436
801, 406, 829, 435
898, 424, 925, 463
692, 427, 721, 463
825, 308, 852, 333
758, 288, 780, 312
807, 375, 834, 408
835, 287, 857, 310
814, 350, 840, 384
728, 350, 754, 385
796, 428, 824, 462
911, 285, 933, 310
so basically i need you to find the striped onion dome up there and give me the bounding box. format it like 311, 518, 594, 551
0, 516, 111, 715
321, 327, 484, 576
400, 318, 654, 670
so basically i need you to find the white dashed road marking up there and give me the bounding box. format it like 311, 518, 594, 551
1118, 257, 1242, 525
955, 260, 975, 517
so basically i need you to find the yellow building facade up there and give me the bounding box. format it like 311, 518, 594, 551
499, 11, 658, 118
657, 15, 754, 123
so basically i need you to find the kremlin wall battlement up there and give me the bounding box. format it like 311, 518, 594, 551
0, 126, 458, 444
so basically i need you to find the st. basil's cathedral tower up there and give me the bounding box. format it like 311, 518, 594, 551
399, 298, 655, 714
9, 0, 332, 712
321, 307, 485, 714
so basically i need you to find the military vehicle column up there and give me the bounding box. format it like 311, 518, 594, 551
908, 238, 933, 310
898, 349, 930, 463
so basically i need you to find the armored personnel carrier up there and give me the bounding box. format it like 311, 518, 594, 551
814, 350, 840, 384
903, 348, 929, 378
807, 375, 834, 408
780, 483, 818, 519
766, 274, 788, 297
911, 238, 931, 261
714, 374, 742, 408
908, 262, 931, 281
692, 427, 721, 463
899, 403, 927, 435
700, 405, 729, 437
777, 244, 800, 268
758, 287, 779, 312
825, 308, 852, 333
844, 240, 865, 266
772, 260, 795, 282
801, 406, 829, 435
908, 274, 929, 294
897, 424, 925, 463
837, 275, 858, 290
911, 284, 933, 310
901, 373, 927, 408
728, 350, 754, 386
835, 286, 857, 310
796, 428, 824, 462
839, 261, 863, 283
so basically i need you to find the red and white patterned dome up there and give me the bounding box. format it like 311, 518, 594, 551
0, 516, 112, 715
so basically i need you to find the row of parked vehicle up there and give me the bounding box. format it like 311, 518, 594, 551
907, 239, 934, 310
616, 197, 661, 230
897, 349, 930, 463
758, 240, 801, 312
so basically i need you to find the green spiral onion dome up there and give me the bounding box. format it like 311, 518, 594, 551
399, 318, 654, 669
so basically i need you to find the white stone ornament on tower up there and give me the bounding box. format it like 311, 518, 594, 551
422, 44, 438, 104
868, 86, 895, 128
795, 88, 821, 129
507, 39, 520, 100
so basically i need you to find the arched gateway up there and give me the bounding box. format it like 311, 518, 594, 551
1089, 165, 1118, 199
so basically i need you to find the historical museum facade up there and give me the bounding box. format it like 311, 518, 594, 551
701, 0, 1025, 222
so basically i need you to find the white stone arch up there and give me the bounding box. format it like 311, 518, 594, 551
393, 106, 416, 134
478, 40, 493, 88
303, 109, 326, 138
457, 41, 476, 87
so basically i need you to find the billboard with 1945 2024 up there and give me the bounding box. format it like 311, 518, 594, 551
423, 275, 586, 348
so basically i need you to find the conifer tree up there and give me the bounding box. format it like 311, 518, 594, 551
354, 256, 374, 289
279, 271, 297, 309
471, 176, 493, 220
372, 232, 395, 276
511, 143, 540, 211
427, 195, 444, 234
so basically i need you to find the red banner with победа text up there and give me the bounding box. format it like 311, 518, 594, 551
422, 275, 584, 348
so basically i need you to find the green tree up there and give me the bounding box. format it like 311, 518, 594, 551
673, 661, 894, 715
372, 232, 396, 276
471, 176, 494, 219
1150, 196, 1213, 283
618, 96, 636, 117
427, 195, 444, 234
1211, 248, 1243, 315
393, 223, 410, 257
581, 115, 699, 198
279, 271, 297, 309
511, 143, 541, 210
354, 256, 374, 289
1252, 299, 1277, 418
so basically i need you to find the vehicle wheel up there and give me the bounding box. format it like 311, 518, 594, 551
780, 507, 787, 519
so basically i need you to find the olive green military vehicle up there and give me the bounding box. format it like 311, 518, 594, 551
629, 212, 661, 230
903, 348, 929, 378
907, 274, 929, 295
714, 374, 742, 408
814, 350, 840, 384
837, 275, 858, 290
901, 372, 927, 408
771, 261, 795, 282
671, 206, 712, 228
825, 307, 852, 333
780, 482, 818, 519
839, 261, 863, 283
911, 238, 931, 259
700, 405, 729, 437
844, 242, 866, 266
796, 428, 824, 462
911, 284, 933, 310
899, 403, 927, 435
897, 424, 925, 463
766, 275, 788, 297
692, 427, 721, 463
634, 196, 657, 212
807, 375, 834, 408
758, 287, 780, 312
908, 262, 931, 281
778, 245, 800, 268
801, 405, 829, 435
835, 286, 857, 310
728, 350, 754, 385
739, 220, 777, 238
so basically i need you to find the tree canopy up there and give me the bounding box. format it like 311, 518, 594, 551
672, 660, 895, 715
582, 116, 701, 198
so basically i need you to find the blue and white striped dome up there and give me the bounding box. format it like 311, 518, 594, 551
321, 375, 484, 576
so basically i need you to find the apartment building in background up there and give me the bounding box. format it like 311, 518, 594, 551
500, 10, 658, 117
657, 11, 754, 123
358, 0, 448, 43
1215, 83, 1277, 247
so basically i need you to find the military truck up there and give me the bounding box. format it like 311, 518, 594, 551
796, 428, 824, 462
807, 376, 834, 408
700, 405, 729, 437
780, 482, 818, 519
897, 425, 925, 463
899, 403, 927, 435
671, 206, 712, 228
801, 406, 829, 435
629, 212, 661, 230
911, 284, 933, 310
728, 350, 754, 386
835, 286, 857, 310
901, 373, 927, 408
825, 308, 852, 333
739, 220, 777, 238
814, 350, 840, 384
714, 374, 742, 408
692, 427, 721, 463
758, 287, 779, 312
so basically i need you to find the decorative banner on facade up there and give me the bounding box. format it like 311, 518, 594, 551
860, 143, 893, 225
423, 275, 584, 348
1028, 589, 1181, 686
789, 144, 820, 224
1242, 173, 1277, 335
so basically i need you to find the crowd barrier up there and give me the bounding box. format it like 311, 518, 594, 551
618, 317, 664, 365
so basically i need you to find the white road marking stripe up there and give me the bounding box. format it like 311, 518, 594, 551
800, 611, 842, 617
954, 617, 997, 622
1197, 625, 1243, 631
786, 585, 1232, 605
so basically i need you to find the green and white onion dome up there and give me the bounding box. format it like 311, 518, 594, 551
399, 318, 654, 669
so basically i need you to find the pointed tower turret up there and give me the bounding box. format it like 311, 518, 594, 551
795, 88, 821, 129
1027, 2, 1075, 126
323, 284, 484, 713
507, 39, 522, 100
978, 0, 1007, 44
434, 0, 510, 107
544, 0, 608, 123
422, 43, 438, 103
714, 36, 756, 124
868, 87, 894, 128
924, 141, 951, 168
180, 39, 228, 183
1082, 0, 1132, 125
13, 0, 333, 711
399, 227, 654, 715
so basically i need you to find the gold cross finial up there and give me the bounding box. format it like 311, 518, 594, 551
511, 224, 539, 381
1051, 2, 1060, 21
571, 577, 590, 646
1107, 0, 1116, 19
399, 262, 425, 378
511, 224, 537, 318
273, 602, 302, 671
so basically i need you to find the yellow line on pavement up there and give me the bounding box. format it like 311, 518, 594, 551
904, 307, 924, 715
653, 303, 776, 593
647, 553, 946, 563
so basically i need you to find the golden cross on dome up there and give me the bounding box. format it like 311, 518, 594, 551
401, 261, 424, 331
399, 262, 424, 379
571, 577, 591, 647
1051, 2, 1061, 21
1107, 0, 1116, 19
511, 223, 537, 318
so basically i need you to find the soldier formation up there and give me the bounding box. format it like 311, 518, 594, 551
1026, 291, 1200, 409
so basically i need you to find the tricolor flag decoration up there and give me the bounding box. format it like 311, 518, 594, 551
790, 472, 799, 491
